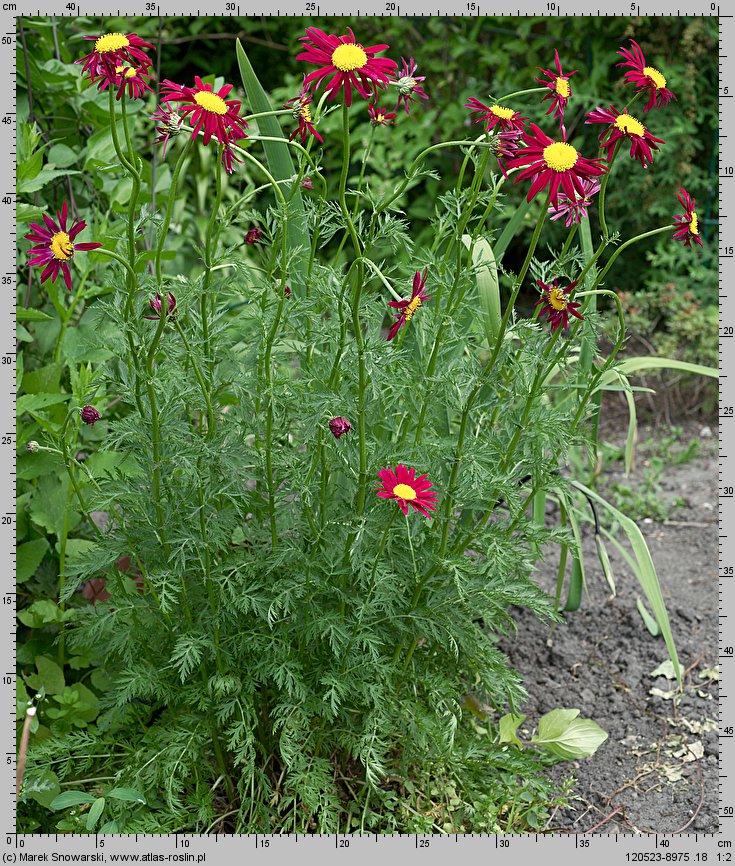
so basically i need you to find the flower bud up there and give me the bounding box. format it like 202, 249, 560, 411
26, 441, 39, 454
81, 406, 101, 427
143, 292, 176, 320
328, 416, 352, 440
301, 177, 313, 190
245, 227, 263, 245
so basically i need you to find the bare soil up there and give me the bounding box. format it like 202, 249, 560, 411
501, 421, 720, 834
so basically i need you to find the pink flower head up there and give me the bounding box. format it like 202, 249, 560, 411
81, 405, 101, 426
368, 101, 397, 127
617, 39, 676, 113
296, 26, 397, 106
285, 79, 324, 146
535, 50, 577, 127
585, 105, 664, 168
161, 76, 248, 149
143, 292, 176, 320
535, 279, 583, 332
673, 187, 703, 249
221, 142, 243, 175
328, 416, 352, 439
25, 201, 102, 292
547, 178, 601, 227
245, 227, 263, 245
76, 32, 154, 85
394, 56, 428, 115
301, 176, 314, 191
375, 464, 438, 519
465, 97, 526, 133
387, 268, 430, 341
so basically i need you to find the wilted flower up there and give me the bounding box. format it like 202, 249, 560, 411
25, 201, 102, 292
161, 76, 248, 150
535, 50, 576, 126
26, 441, 40, 454
375, 464, 438, 519
76, 32, 154, 84
585, 105, 664, 168
504, 124, 606, 206
393, 56, 428, 115
296, 26, 397, 106
387, 268, 430, 341
368, 102, 396, 127
152, 106, 183, 159
535, 279, 583, 332
285, 80, 324, 146
143, 292, 176, 320
617, 39, 675, 112
328, 416, 352, 439
81, 406, 101, 427
221, 143, 243, 175
673, 187, 703, 249
465, 98, 526, 133
548, 178, 601, 227
245, 227, 263, 245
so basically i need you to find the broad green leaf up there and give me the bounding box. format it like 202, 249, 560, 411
594, 533, 616, 597
636, 597, 661, 637
107, 787, 146, 804
17, 393, 69, 416
615, 357, 718, 380
16, 306, 54, 322
498, 712, 525, 747
17, 538, 49, 583
573, 480, 681, 687
24, 769, 61, 808
47, 144, 78, 168
461, 235, 500, 343
533, 708, 608, 760
49, 791, 96, 810
25, 655, 65, 696
86, 796, 106, 831
22, 363, 63, 395
236, 39, 309, 290
493, 198, 531, 262
18, 166, 80, 195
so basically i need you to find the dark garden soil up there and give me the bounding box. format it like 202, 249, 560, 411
500, 420, 720, 834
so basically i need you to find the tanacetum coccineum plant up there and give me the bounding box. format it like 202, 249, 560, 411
21, 24, 705, 832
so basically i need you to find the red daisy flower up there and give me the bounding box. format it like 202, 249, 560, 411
503, 124, 607, 206
285, 80, 324, 145
387, 268, 430, 341
585, 105, 664, 168
393, 56, 428, 116
535, 50, 576, 126
617, 39, 676, 113
296, 26, 397, 106
375, 464, 438, 519
161, 76, 248, 148
535, 279, 583, 332
368, 102, 397, 127
673, 187, 703, 249
465, 97, 526, 133
76, 32, 154, 84
25, 201, 102, 292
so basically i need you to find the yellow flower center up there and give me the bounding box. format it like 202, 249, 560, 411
376, 113, 385, 123
50, 232, 73, 261
300, 101, 312, 122
548, 287, 568, 311
542, 141, 579, 172
393, 483, 417, 501
194, 91, 228, 115
555, 77, 570, 98
490, 105, 516, 119
404, 295, 423, 321
614, 113, 645, 137
124, 67, 137, 79
331, 43, 368, 72
689, 211, 699, 235
94, 33, 130, 54
643, 66, 667, 89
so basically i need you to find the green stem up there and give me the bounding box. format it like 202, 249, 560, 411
593, 225, 672, 290
173, 320, 215, 436
155, 139, 193, 285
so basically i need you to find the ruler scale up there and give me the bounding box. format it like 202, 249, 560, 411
9, 2, 730, 859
